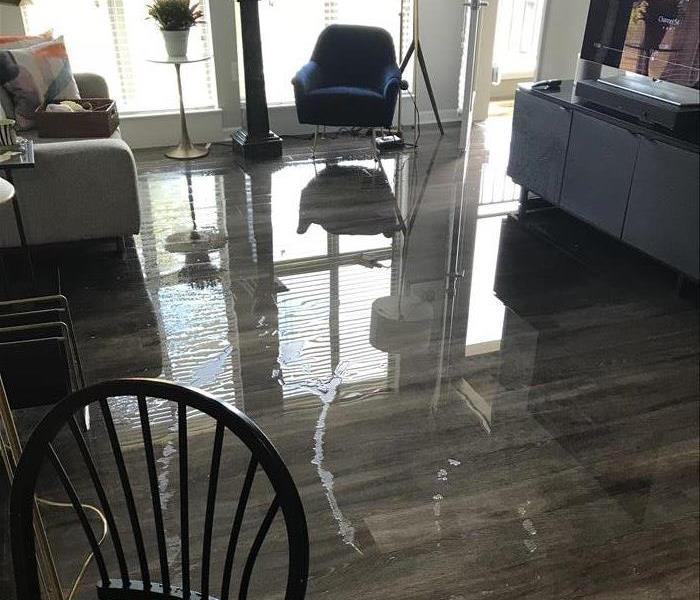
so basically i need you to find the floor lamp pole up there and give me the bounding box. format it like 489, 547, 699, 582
399, 0, 445, 136
0, 376, 64, 600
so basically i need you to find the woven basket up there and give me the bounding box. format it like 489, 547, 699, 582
35, 99, 120, 138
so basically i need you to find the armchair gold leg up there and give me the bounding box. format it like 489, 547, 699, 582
370, 129, 380, 162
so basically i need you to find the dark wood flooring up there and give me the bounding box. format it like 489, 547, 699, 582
1, 119, 698, 599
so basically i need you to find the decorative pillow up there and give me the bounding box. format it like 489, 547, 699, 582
0, 31, 55, 119
0, 36, 80, 130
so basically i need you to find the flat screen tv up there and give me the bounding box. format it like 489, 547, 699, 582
581, 0, 699, 89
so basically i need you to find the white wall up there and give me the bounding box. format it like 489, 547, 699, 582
209, 0, 241, 133
0, 5, 25, 35
413, 0, 465, 122
473, 0, 500, 122
536, 0, 591, 80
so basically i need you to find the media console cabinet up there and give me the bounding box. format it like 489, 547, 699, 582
508, 81, 699, 280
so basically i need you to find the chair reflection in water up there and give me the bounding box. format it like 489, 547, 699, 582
10, 379, 309, 600
298, 161, 406, 238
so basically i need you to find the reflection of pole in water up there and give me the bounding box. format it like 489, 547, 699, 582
186, 170, 198, 237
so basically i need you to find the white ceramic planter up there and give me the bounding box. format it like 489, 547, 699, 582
162, 29, 190, 59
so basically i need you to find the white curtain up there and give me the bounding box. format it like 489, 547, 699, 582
20, 0, 217, 113
248, 0, 413, 105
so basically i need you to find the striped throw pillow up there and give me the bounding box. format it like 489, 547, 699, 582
0, 36, 80, 130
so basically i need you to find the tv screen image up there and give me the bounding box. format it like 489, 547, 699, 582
582, 0, 700, 89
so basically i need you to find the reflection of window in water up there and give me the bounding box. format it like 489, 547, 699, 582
276, 263, 394, 400
338, 265, 392, 385
277, 270, 333, 399
272, 158, 404, 399
144, 174, 223, 277
465, 217, 507, 355
138, 173, 240, 409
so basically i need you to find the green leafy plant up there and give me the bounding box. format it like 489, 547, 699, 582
147, 0, 204, 31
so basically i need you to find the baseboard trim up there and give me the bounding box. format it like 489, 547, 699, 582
119, 108, 230, 149
416, 108, 460, 126
119, 102, 461, 149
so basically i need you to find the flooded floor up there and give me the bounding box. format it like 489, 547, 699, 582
1, 120, 698, 599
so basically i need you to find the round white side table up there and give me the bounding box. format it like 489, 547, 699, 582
0, 176, 15, 204
148, 55, 212, 160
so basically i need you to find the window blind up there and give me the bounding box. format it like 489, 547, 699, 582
21, 0, 217, 114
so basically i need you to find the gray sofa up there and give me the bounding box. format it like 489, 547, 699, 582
0, 73, 140, 248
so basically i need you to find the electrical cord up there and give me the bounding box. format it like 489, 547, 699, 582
214, 127, 374, 147
282, 127, 368, 140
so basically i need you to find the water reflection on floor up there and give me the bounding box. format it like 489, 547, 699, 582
2, 120, 698, 600
134, 143, 470, 414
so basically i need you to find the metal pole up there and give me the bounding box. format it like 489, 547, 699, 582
397, 0, 404, 137
166, 62, 209, 160
459, 1, 489, 151
413, 0, 419, 144
176, 64, 191, 150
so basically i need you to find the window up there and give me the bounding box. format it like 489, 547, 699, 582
492, 0, 546, 80
21, 0, 217, 114
243, 0, 413, 105
458, 0, 546, 110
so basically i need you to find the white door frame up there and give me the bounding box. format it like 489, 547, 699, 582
459, 0, 491, 151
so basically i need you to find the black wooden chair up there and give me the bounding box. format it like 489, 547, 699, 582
10, 378, 309, 599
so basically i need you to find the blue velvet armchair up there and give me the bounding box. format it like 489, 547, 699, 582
292, 25, 402, 128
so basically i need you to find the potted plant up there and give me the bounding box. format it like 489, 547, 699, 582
147, 0, 204, 58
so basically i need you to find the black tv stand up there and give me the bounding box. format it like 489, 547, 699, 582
508, 81, 699, 280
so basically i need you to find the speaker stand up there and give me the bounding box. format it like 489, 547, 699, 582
232, 0, 283, 160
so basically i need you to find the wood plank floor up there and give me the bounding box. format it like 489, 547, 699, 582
1, 119, 698, 599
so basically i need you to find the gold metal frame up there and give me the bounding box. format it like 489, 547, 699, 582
0, 376, 64, 600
